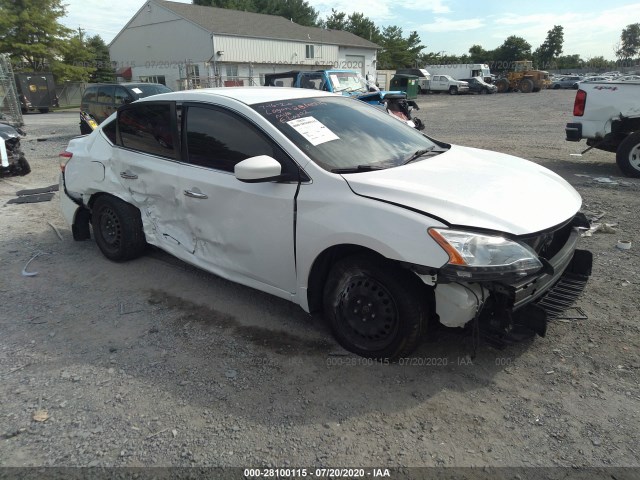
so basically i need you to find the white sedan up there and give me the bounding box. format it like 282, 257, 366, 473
59, 88, 592, 359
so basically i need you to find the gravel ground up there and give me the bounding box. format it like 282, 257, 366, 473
0, 90, 638, 476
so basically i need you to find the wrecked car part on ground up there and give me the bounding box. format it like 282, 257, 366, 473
59, 88, 591, 360
0, 123, 30, 177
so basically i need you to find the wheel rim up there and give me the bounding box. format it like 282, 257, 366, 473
334, 274, 400, 351
629, 143, 640, 170
99, 207, 122, 249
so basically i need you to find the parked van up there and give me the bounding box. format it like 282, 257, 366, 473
80, 83, 171, 134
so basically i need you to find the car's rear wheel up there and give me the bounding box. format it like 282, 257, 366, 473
616, 132, 640, 178
323, 254, 426, 360
91, 195, 146, 261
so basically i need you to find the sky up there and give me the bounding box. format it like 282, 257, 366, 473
60, 0, 639, 61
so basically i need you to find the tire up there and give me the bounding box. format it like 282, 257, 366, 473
91, 195, 146, 261
553, 84, 561, 90
449, 86, 458, 95
479, 88, 487, 95
495, 79, 509, 93
323, 254, 427, 360
38, 108, 49, 114
519, 79, 534, 93
615, 132, 640, 178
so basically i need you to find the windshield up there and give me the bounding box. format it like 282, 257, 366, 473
327, 71, 368, 93
252, 96, 440, 172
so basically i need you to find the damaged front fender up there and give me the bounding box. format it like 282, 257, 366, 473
0, 123, 31, 177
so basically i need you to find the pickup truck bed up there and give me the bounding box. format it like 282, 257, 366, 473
566, 81, 640, 177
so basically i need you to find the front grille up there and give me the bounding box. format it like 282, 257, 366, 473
536, 272, 589, 319
521, 221, 573, 260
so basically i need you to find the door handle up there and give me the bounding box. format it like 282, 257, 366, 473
184, 189, 208, 199
120, 171, 138, 180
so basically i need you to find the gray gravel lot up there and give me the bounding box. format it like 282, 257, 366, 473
0, 90, 638, 474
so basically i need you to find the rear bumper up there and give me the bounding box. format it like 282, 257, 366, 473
565, 123, 583, 142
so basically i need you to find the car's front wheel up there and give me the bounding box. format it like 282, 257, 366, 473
449, 86, 458, 95
91, 195, 146, 261
323, 254, 426, 360
616, 132, 640, 178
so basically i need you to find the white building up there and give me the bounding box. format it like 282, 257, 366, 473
109, 0, 380, 90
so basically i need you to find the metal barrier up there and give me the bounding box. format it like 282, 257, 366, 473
0, 54, 24, 126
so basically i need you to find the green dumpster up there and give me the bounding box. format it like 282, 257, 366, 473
390, 74, 420, 100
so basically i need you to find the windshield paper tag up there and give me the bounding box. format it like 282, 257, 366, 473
131, 88, 143, 94
287, 117, 339, 146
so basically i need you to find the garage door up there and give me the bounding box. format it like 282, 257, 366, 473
345, 55, 365, 75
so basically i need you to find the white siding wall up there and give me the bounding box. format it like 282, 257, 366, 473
109, 3, 378, 91
214, 36, 339, 67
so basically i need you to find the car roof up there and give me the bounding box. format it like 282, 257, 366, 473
136, 87, 338, 106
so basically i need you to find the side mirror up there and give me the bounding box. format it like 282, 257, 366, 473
235, 155, 284, 183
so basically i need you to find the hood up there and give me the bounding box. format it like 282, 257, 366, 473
342, 145, 582, 236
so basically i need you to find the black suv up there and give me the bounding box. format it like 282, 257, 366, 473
80, 83, 172, 134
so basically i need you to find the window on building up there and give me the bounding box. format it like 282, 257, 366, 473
225, 64, 239, 81
118, 103, 177, 160
187, 64, 200, 87
139, 75, 167, 85
305, 45, 314, 59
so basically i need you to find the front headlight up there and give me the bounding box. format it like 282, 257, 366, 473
429, 228, 543, 281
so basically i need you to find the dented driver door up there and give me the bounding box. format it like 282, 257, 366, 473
178, 104, 299, 296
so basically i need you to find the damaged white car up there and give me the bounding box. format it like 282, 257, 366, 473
59, 88, 592, 359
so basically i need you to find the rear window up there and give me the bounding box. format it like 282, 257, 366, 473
131, 84, 172, 98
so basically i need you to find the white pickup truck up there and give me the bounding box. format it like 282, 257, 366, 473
565, 81, 640, 177
428, 75, 469, 95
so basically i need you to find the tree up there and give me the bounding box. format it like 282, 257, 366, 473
0, 0, 72, 73
616, 23, 640, 60
323, 9, 347, 30
56, 29, 95, 81
468, 44, 491, 63
377, 26, 424, 69
534, 25, 564, 69
86, 35, 115, 83
345, 12, 381, 43
555, 54, 585, 71
493, 36, 532, 69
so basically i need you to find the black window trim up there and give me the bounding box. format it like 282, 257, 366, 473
115, 100, 181, 162
180, 101, 310, 183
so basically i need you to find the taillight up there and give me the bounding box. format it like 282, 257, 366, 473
59, 151, 72, 172
573, 90, 587, 117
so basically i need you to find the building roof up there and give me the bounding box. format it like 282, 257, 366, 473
155, 0, 379, 49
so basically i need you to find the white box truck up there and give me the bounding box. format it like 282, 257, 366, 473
424, 64, 491, 83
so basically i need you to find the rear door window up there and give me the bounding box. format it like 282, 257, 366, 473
117, 102, 178, 160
